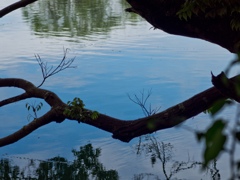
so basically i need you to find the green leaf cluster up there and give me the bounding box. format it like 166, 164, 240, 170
177, 0, 240, 30
25, 102, 43, 120
196, 120, 227, 168
177, 1, 194, 21
25, 102, 43, 113
63, 97, 98, 122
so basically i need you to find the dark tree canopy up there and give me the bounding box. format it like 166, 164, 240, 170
126, 0, 240, 53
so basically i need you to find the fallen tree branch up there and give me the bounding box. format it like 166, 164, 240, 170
0, 78, 67, 147
1, 73, 238, 146
0, 92, 30, 107
0, 109, 61, 147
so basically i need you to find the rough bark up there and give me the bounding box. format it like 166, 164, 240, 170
126, 0, 240, 53
0, 74, 238, 146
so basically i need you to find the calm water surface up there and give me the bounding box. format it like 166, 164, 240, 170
0, 0, 237, 179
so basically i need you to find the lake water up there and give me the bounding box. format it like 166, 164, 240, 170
0, 0, 237, 179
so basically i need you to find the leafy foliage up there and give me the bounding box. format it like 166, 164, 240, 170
205, 99, 233, 116
25, 101, 43, 120
196, 119, 227, 168
64, 97, 98, 122
177, 0, 240, 30
197, 52, 240, 177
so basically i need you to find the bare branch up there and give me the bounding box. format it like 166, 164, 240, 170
0, 92, 30, 107
36, 48, 77, 88
128, 89, 161, 117
0, 0, 38, 18
0, 108, 62, 147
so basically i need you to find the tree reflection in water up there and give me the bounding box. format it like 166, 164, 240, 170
0, 137, 222, 179
134, 135, 221, 180
21, 0, 141, 39
0, 144, 118, 180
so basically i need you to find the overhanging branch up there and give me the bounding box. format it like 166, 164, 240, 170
0, 92, 30, 107
70, 74, 239, 142
0, 73, 238, 147
0, 0, 38, 18
0, 109, 60, 147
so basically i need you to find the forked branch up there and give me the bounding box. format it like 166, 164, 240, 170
0, 73, 239, 147
36, 48, 76, 87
